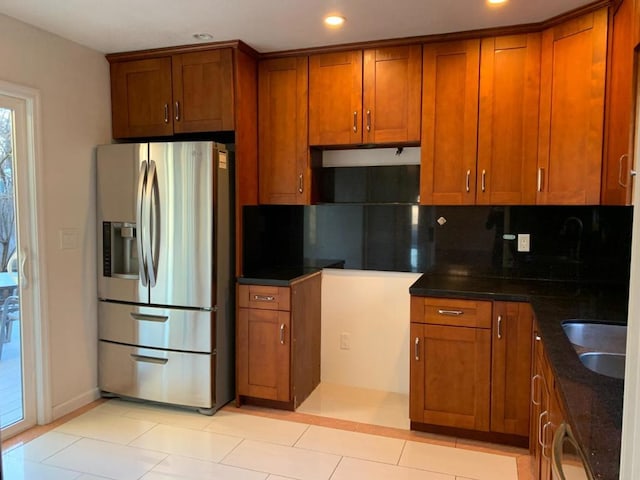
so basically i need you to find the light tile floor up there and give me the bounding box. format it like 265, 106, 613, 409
2, 393, 532, 480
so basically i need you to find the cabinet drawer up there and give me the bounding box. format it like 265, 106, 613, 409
411, 296, 492, 328
238, 285, 290, 311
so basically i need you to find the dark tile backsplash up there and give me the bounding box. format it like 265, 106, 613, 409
243, 204, 632, 284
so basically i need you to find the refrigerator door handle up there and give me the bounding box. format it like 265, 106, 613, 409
145, 160, 161, 287
136, 162, 149, 287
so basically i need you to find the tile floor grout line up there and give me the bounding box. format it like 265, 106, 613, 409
327, 455, 345, 480
396, 438, 407, 465
291, 421, 312, 447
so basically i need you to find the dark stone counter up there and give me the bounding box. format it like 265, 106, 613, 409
238, 260, 345, 286
410, 273, 628, 480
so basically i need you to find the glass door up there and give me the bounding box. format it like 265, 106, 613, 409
0, 94, 36, 436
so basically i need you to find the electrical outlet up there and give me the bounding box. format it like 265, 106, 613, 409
340, 332, 351, 350
517, 234, 530, 252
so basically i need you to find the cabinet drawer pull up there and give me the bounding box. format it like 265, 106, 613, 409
298, 173, 304, 194
253, 294, 275, 302
465, 169, 471, 193
437, 309, 464, 316
366, 109, 371, 132
531, 374, 541, 406
353, 111, 358, 132
414, 337, 420, 361
481, 169, 486, 192
537, 168, 544, 192
174, 101, 180, 121
280, 323, 286, 344
497, 314, 503, 339
130, 313, 169, 323
163, 103, 169, 124
131, 354, 168, 365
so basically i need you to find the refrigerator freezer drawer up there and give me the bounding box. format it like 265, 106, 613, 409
98, 302, 212, 352
99, 341, 213, 409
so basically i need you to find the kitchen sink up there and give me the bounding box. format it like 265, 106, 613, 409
578, 352, 626, 380
561, 321, 627, 354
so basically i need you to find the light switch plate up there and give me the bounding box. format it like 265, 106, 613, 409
59, 228, 79, 250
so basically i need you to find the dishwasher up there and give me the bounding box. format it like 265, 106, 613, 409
552, 422, 593, 480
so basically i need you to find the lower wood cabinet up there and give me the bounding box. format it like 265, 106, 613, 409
410, 296, 532, 445
530, 324, 565, 480
236, 273, 321, 409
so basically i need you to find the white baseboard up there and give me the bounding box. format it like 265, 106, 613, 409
51, 387, 101, 420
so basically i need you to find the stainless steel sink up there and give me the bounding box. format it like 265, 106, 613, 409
561, 321, 627, 354
578, 352, 626, 379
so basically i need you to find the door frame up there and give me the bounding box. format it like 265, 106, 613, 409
0, 80, 52, 435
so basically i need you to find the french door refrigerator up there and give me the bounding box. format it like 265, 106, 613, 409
96, 141, 234, 414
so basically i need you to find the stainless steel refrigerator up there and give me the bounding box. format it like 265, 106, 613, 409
96, 141, 234, 414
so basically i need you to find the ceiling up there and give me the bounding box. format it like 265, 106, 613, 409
0, 0, 596, 54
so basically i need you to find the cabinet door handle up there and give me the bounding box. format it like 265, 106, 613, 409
298, 173, 304, 194
497, 314, 503, 339
465, 169, 471, 193
538, 411, 548, 449
174, 101, 180, 121
535, 334, 542, 342
437, 309, 463, 316
280, 323, 286, 345
366, 110, 371, 132
253, 294, 275, 302
414, 337, 420, 361
531, 374, 541, 406
542, 421, 552, 459
481, 169, 486, 192
163, 103, 169, 124
353, 111, 358, 132
537, 168, 544, 192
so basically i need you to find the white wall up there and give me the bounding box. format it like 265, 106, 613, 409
321, 269, 422, 394
0, 15, 111, 418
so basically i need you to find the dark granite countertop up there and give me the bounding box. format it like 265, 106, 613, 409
410, 273, 628, 480
238, 259, 345, 286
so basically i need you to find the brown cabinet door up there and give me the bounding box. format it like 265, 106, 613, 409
409, 322, 426, 423
110, 57, 173, 138
172, 49, 234, 134
309, 51, 363, 146
362, 45, 422, 144
491, 302, 533, 437
531, 330, 553, 480
415, 323, 491, 431
537, 9, 608, 205
258, 57, 310, 204
478, 34, 541, 205
420, 40, 480, 205
602, 0, 635, 205
237, 307, 290, 402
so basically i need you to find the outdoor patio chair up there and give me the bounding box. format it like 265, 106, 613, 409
0, 295, 19, 360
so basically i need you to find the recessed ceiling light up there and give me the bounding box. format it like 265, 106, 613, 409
487, 0, 508, 5
324, 15, 346, 28
193, 33, 214, 41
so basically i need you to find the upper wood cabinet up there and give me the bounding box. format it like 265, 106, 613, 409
111, 58, 174, 138
309, 45, 422, 146
477, 34, 541, 205
602, 0, 636, 205
537, 9, 608, 204
420, 40, 480, 205
258, 57, 310, 204
110, 48, 234, 138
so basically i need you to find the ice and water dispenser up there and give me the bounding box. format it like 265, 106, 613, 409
102, 221, 139, 279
